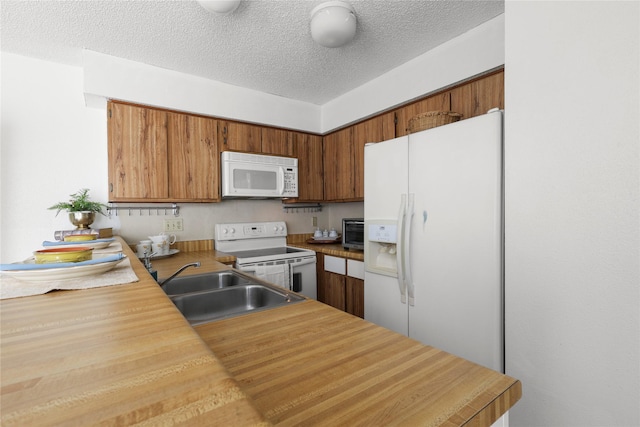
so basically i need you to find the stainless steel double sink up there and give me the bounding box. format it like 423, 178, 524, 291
163, 270, 305, 325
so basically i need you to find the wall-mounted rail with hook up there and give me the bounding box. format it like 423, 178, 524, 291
107, 203, 180, 218
282, 204, 322, 214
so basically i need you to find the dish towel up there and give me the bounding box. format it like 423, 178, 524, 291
252, 264, 291, 290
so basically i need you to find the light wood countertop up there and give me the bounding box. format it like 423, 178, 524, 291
287, 233, 364, 261
1, 238, 520, 426
0, 237, 268, 426
196, 301, 521, 426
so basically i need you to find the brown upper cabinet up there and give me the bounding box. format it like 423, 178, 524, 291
323, 112, 395, 202
323, 127, 354, 201
218, 120, 262, 153
108, 102, 221, 202
395, 69, 504, 137
167, 113, 220, 201
108, 102, 169, 201
261, 127, 295, 157
291, 132, 324, 202
352, 112, 395, 200
449, 71, 504, 121
107, 69, 503, 204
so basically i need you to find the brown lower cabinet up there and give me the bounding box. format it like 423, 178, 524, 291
316, 253, 364, 318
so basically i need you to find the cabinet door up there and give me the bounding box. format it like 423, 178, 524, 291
167, 113, 220, 201
317, 254, 346, 310
323, 271, 346, 311
323, 127, 353, 201
108, 102, 169, 201
261, 128, 295, 156
218, 121, 262, 153
352, 112, 396, 200
292, 132, 323, 202
450, 70, 504, 120
346, 277, 364, 318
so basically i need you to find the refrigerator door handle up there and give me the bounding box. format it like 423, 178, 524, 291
405, 193, 415, 306
396, 194, 407, 304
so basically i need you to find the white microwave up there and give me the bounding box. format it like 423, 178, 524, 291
221, 151, 298, 198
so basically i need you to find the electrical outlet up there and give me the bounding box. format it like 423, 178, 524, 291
312, 216, 318, 227
163, 218, 183, 232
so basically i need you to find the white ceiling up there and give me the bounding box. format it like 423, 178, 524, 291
1, 0, 504, 105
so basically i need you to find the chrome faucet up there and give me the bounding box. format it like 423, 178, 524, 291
158, 262, 201, 287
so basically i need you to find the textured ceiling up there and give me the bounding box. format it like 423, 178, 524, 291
1, 0, 504, 105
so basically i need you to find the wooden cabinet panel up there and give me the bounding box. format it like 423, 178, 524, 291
261, 128, 295, 156
323, 127, 353, 201
108, 102, 169, 200
317, 254, 345, 310
450, 70, 504, 121
167, 113, 220, 201
292, 132, 323, 202
353, 112, 395, 199
218, 120, 262, 153
346, 276, 364, 319
395, 92, 450, 137
322, 271, 346, 311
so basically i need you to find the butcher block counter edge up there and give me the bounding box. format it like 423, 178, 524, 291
0, 237, 268, 426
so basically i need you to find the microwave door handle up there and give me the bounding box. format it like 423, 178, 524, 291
278, 167, 285, 195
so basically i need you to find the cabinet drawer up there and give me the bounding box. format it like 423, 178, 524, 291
347, 259, 365, 280
324, 255, 346, 275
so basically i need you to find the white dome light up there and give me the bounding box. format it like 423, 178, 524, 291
197, 0, 241, 15
310, 1, 357, 48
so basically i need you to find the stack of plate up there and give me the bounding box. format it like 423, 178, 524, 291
0, 238, 125, 282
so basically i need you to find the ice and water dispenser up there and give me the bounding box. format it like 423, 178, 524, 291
364, 221, 399, 277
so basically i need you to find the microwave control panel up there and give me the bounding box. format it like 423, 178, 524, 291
284, 169, 297, 194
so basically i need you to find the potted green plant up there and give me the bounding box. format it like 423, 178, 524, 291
48, 188, 108, 229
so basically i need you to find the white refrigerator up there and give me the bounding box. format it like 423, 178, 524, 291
364, 110, 504, 372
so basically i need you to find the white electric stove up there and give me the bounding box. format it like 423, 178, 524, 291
214, 221, 317, 299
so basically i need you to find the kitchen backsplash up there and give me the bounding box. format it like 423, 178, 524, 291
114, 200, 363, 245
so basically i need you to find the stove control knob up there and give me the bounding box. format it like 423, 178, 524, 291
229, 228, 235, 234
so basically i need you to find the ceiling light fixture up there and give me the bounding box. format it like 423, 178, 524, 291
197, 0, 241, 15
310, 1, 357, 48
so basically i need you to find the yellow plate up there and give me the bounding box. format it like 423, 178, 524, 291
34, 247, 93, 264
64, 234, 97, 242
